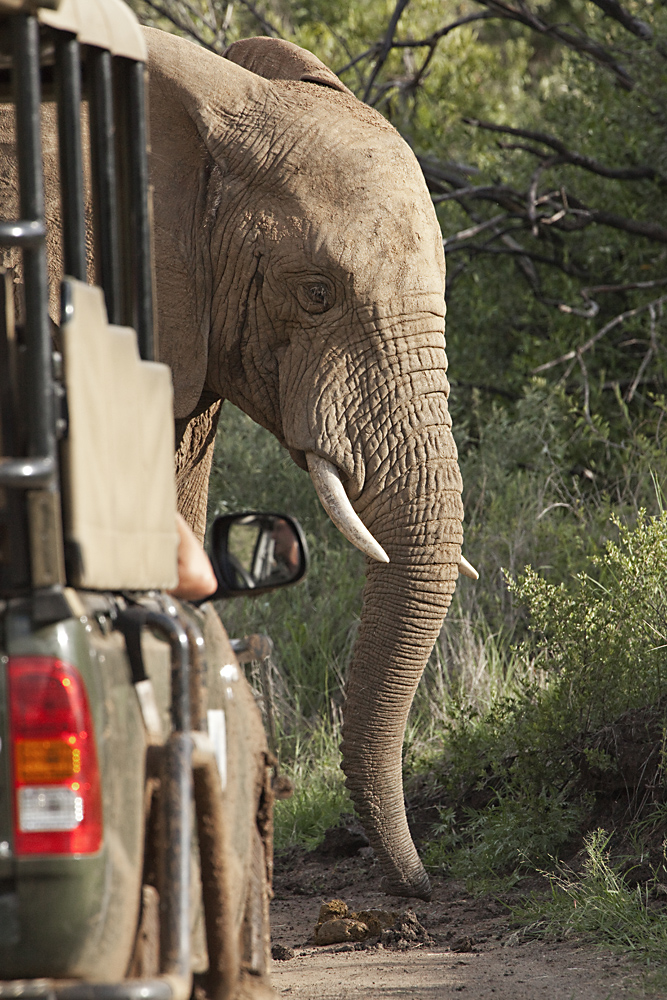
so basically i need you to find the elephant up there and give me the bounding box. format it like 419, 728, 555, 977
145, 30, 467, 901
0, 27, 469, 901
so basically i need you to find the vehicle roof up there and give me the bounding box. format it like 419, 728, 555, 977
0, 0, 146, 61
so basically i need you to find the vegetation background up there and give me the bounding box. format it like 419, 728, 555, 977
131, 0, 667, 975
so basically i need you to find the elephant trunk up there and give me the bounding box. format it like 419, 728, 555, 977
340, 447, 463, 900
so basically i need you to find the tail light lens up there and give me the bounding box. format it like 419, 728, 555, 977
8, 656, 103, 855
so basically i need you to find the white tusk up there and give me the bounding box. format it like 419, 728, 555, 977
306, 452, 390, 564
459, 555, 479, 580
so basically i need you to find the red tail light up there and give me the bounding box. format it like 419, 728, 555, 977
8, 656, 103, 855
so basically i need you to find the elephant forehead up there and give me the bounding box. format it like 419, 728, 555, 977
243, 91, 443, 281
253, 203, 444, 298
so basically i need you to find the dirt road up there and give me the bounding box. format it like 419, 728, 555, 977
269, 846, 652, 999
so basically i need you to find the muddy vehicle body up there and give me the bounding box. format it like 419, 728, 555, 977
0, 3, 305, 997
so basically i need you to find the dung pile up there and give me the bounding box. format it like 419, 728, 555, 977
312, 899, 432, 950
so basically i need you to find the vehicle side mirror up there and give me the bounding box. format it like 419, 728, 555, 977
208, 512, 309, 599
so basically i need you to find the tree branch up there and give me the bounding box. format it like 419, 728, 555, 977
532, 296, 667, 373
362, 0, 411, 103
626, 301, 659, 402
235, 0, 282, 37
587, 0, 652, 40
471, 0, 635, 89
381, 11, 496, 49
442, 212, 510, 246
587, 210, 667, 244
463, 118, 662, 184
138, 0, 218, 50
336, 11, 494, 91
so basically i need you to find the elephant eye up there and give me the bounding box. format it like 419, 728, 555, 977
296, 279, 334, 314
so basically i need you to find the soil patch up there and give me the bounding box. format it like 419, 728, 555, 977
270, 845, 653, 998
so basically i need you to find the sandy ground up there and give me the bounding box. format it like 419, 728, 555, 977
268, 848, 656, 999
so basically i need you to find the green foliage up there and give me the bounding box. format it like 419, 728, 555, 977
419, 509, 667, 887
516, 829, 667, 980
510, 510, 667, 722
454, 379, 667, 637
272, 718, 352, 850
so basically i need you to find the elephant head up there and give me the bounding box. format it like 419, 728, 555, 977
145, 29, 465, 900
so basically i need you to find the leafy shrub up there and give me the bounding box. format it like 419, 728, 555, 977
420, 509, 667, 884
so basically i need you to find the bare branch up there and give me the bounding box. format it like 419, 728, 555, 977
587, 0, 652, 40
580, 278, 667, 298
430, 159, 667, 246
446, 238, 587, 279
335, 44, 379, 78
470, 0, 635, 89
463, 118, 662, 184
626, 302, 659, 402
442, 213, 509, 246
532, 296, 667, 374
336, 12, 493, 90
139, 0, 218, 50
362, 0, 411, 103
588, 210, 667, 244
383, 11, 496, 49
576, 350, 592, 427
432, 184, 526, 208
528, 157, 560, 234
235, 0, 282, 37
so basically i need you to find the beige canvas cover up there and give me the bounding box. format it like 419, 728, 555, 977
39, 0, 147, 61
61, 279, 178, 591
0, 0, 147, 62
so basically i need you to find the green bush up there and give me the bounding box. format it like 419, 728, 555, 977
419, 508, 667, 885
454, 379, 667, 634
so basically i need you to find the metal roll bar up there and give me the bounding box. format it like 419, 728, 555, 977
0, 11, 158, 596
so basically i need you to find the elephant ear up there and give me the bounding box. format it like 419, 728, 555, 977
223, 37, 353, 96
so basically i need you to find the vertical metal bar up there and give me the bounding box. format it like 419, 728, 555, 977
160, 732, 193, 981
55, 33, 86, 283
126, 59, 155, 361
143, 610, 193, 984
0, 270, 30, 594
112, 57, 132, 331
88, 46, 120, 325
12, 14, 53, 464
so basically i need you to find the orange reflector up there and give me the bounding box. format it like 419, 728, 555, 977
15, 739, 76, 782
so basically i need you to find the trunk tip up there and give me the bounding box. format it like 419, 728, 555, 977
380, 873, 432, 902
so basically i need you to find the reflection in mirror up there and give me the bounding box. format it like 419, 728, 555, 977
208, 512, 308, 599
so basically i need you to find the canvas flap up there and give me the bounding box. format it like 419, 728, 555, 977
61, 279, 178, 591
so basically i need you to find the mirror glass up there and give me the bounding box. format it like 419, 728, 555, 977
209, 512, 308, 598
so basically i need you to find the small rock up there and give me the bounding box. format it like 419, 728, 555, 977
271, 944, 294, 961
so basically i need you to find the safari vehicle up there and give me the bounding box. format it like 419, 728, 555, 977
0, 2, 306, 997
